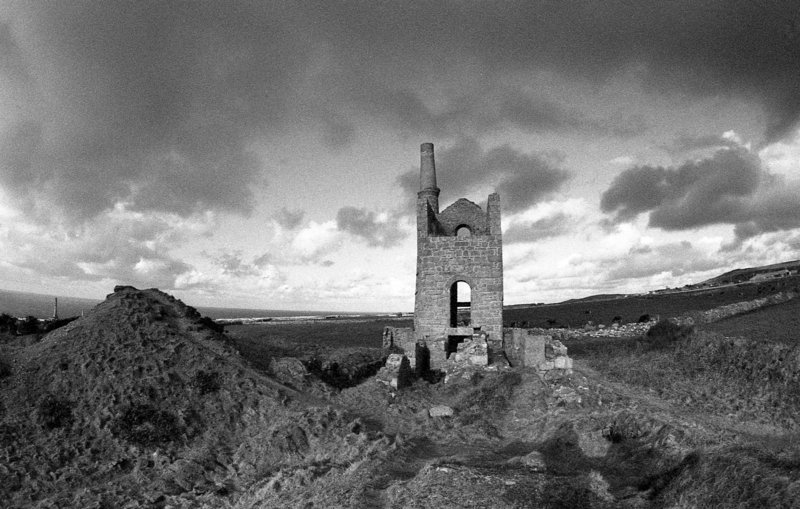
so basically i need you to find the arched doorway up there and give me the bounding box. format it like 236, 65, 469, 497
447, 280, 472, 358
449, 280, 471, 327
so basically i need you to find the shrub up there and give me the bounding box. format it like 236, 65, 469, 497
637, 314, 651, 323
546, 318, 564, 328
38, 395, 73, 429
193, 370, 221, 395
0, 313, 16, 334
197, 316, 224, 334
112, 403, 183, 446
16, 316, 40, 335
644, 320, 694, 350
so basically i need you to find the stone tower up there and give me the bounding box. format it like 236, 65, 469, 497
413, 142, 504, 366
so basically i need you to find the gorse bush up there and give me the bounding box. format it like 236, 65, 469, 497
644, 319, 694, 350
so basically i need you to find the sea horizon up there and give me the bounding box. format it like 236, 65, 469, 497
0, 287, 411, 321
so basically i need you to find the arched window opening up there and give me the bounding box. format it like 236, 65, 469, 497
455, 225, 472, 238
449, 280, 471, 327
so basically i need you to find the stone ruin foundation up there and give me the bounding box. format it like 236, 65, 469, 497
382, 326, 572, 384
380, 142, 571, 383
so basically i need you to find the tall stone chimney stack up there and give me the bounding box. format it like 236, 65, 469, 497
53, 297, 58, 320
420, 142, 438, 191
418, 142, 440, 214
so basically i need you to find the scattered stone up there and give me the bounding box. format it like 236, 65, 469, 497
429, 405, 454, 418
454, 333, 488, 366
269, 357, 309, 385
376, 354, 413, 389
519, 450, 546, 470
578, 431, 611, 458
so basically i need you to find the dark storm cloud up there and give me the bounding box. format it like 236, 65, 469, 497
336, 206, 407, 248
601, 148, 763, 228
312, 1, 800, 142
337, 82, 639, 138
399, 138, 570, 214
0, 2, 311, 221
601, 147, 800, 240
2, 1, 799, 226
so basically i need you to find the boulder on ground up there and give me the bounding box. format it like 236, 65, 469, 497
429, 405, 454, 418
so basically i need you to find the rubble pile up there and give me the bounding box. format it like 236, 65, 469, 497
584, 320, 657, 338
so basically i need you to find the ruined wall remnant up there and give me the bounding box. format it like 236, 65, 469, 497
503, 328, 573, 377
413, 143, 504, 368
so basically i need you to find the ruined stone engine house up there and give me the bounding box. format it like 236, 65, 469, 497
384, 143, 504, 369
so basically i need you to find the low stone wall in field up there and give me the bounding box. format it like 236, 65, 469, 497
674, 290, 799, 326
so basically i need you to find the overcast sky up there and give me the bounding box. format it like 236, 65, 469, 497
1, 1, 800, 311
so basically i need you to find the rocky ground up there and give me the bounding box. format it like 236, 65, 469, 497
1, 286, 798, 508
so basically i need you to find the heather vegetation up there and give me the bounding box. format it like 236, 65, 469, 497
567, 312, 800, 429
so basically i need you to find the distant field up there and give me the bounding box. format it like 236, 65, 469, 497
225, 318, 412, 371
505, 275, 800, 328
701, 298, 800, 345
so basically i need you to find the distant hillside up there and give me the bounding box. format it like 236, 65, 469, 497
698, 259, 800, 286
0, 288, 99, 318
505, 273, 800, 328
509, 259, 800, 313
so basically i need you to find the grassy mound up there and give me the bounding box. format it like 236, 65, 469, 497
0, 286, 392, 507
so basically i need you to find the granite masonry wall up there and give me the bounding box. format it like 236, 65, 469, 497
412, 143, 504, 367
